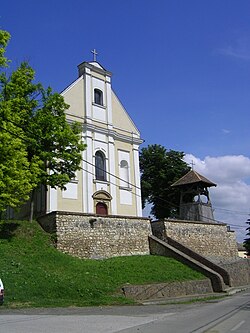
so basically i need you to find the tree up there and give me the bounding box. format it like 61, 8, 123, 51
243, 218, 250, 256
139, 144, 190, 219
0, 121, 41, 213
0, 30, 41, 213
28, 87, 85, 188
0, 30, 85, 218
0, 30, 10, 67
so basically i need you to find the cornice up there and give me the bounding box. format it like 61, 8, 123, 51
82, 123, 143, 145
78, 61, 112, 77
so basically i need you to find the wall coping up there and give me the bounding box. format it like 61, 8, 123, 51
39, 211, 151, 221
152, 218, 227, 227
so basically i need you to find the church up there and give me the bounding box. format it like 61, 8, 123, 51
37, 52, 143, 218
10, 54, 249, 289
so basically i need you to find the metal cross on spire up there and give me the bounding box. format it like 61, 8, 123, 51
190, 160, 195, 170
91, 49, 98, 62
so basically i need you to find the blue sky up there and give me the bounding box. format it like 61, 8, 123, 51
1, 0, 250, 241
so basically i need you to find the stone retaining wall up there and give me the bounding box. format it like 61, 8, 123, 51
38, 211, 151, 259
37, 212, 249, 290
151, 219, 238, 263
221, 259, 250, 287
122, 279, 213, 301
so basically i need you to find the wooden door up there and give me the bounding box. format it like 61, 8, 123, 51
96, 202, 108, 216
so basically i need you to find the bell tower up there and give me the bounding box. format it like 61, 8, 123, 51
172, 170, 217, 222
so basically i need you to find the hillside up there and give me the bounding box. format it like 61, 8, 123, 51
0, 220, 205, 308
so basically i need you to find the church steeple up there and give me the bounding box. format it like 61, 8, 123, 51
172, 170, 217, 222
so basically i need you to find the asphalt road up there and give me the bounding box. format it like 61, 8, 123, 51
0, 289, 249, 333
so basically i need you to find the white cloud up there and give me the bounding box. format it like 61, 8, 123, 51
222, 129, 230, 134
218, 37, 250, 61
219, 46, 250, 60
185, 154, 250, 242
185, 154, 250, 183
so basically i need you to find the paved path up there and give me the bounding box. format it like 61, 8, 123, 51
0, 305, 177, 333
0, 289, 250, 333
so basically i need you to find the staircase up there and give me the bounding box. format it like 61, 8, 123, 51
149, 235, 231, 292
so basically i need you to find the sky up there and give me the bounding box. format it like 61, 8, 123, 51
1, 0, 250, 242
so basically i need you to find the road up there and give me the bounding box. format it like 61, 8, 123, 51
0, 289, 249, 333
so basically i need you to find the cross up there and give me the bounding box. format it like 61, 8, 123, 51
91, 49, 98, 62
190, 160, 195, 170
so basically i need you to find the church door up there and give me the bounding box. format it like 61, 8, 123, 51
96, 202, 108, 216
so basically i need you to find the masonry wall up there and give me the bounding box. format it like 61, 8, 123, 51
151, 219, 238, 263
221, 259, 250, 287
122, 279, 213, 301
39, 212, 151, 259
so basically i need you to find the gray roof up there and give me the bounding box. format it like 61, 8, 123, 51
172, 170, 217, 187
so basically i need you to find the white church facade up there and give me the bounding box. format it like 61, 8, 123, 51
47, 58, 143, 217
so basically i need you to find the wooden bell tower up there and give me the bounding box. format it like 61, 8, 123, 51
172, 170, 217, 222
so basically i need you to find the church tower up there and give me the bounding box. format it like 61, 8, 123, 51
172, 170, 217, 222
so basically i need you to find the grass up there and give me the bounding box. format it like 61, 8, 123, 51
0, 220, 206, 308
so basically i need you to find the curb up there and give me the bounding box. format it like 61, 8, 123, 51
224, 285, 250, 295
140, 285, 250, 305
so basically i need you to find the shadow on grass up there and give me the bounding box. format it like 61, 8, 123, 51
0, 222, 20, 240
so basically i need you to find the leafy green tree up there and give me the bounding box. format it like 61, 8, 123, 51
139, 144, 190, 219
0, 30, 85, 218
0, 30, 10, 67
0, 30, 41, 213
28, 87, 85, 189
0, 120, 41, 213
244, 218, 250, 256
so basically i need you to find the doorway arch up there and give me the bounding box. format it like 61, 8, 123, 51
92, 190, 112, 216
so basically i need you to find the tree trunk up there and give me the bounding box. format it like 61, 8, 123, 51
29, 189, 35, 222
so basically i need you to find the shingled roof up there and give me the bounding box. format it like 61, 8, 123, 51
172, 170, 217, 187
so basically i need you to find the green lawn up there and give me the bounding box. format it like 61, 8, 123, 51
0, 220, 205, 308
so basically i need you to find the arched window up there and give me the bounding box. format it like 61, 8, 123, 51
95, 151, 106, 181
120, 160, 129, 187
94, 88, 103, 106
